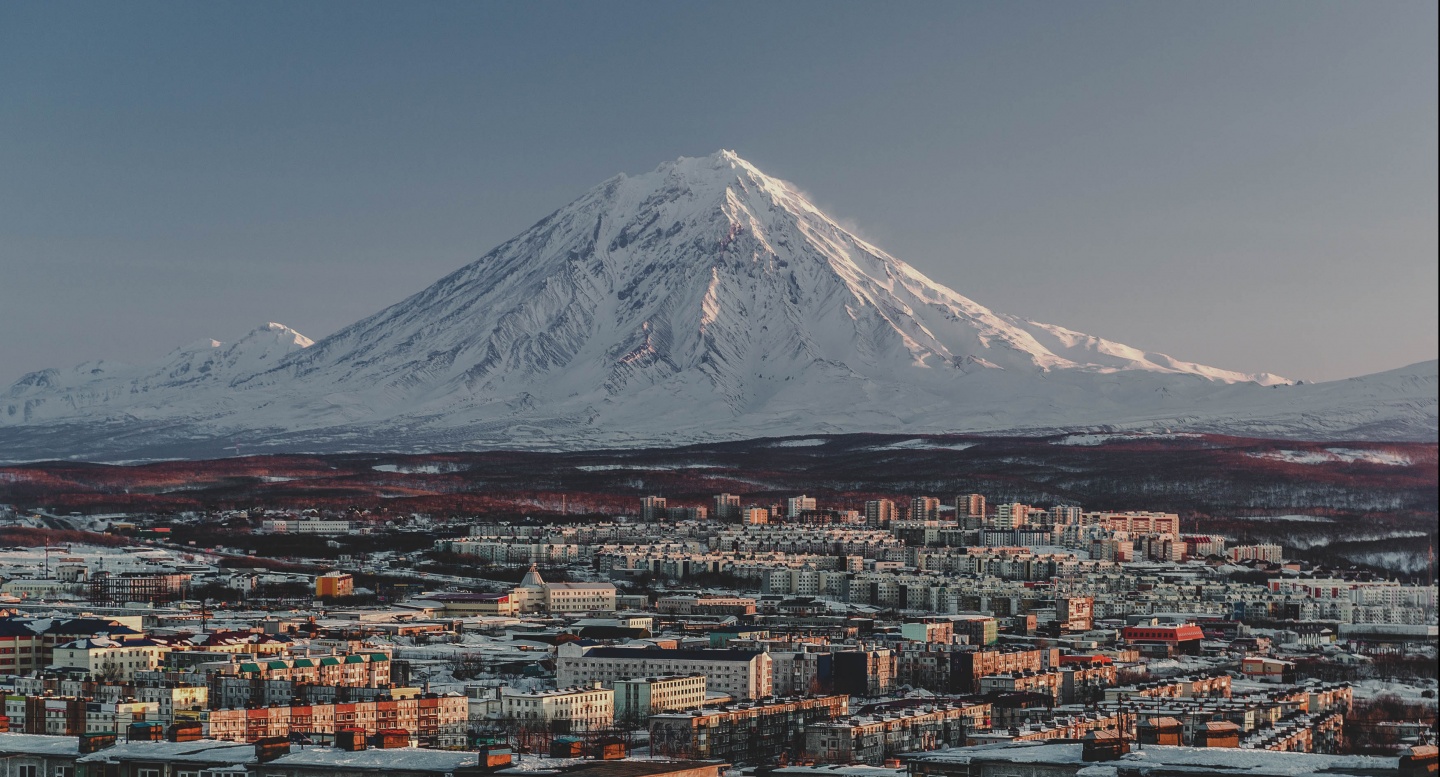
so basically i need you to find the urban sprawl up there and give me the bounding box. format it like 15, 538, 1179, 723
0, 492, 1434, 777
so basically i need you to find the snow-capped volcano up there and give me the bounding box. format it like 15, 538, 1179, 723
2, 151, 1433, 460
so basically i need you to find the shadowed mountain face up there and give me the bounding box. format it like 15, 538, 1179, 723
2, 152, 1435, 462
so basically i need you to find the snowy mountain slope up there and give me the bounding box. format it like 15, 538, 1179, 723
1, 151, 1433, 460
4, 323, 312, 425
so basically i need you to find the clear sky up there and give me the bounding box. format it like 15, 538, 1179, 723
2, 1, 1435, 385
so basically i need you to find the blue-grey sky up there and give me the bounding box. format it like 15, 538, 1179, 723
2, 1, 1435, 385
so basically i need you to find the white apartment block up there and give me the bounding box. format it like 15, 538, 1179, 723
614, 674, 708, 723
50, 638, 170, 681
556, 644, 773, 699
994, 503, 1030, 529
501, 684, 615, 731
260, 518, 354, 535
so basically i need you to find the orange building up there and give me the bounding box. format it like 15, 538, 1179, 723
315, 572, 354, 598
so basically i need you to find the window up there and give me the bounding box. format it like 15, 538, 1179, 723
138, 771, 161, 777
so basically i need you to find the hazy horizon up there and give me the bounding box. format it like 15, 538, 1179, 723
2, 1, 1436, 385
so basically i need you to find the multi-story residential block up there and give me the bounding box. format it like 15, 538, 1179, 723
613, 674, 708, 724
832, 647, 896, 697
957, 494, 986, 522
259, 517, 354, 534
768, 649, 832, 696
640, 496, 668, 521
804, 701, 990, 764
556, 644, 773, 699
714, 493, 742, 521
51, 638, 171, 681
952, 647, 1059, 693
910, 496, 942, 521
994, 503, 1030, 529
650, 695, 848, 764
865, 499, 897, 528
174, 694, 467, 746
656, 595, 757, 615
1230, 544, 1284, 563
0, 620, 46, 676
501, 684, 614, 732
979, 670, 1063, 703
900, 619, 955, 644
787, 495, 817, 518
314, 571, 353, 598
742, 507, 770, 525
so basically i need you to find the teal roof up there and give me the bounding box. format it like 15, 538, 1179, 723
320, 657, 340, 666
239, 663, 260, 673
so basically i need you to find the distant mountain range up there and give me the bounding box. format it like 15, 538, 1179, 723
3, 151, 1434, 461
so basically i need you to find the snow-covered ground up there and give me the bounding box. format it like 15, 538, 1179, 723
2, 151, 1432, 461
866, 439, 977, 452
1052, 433, 1202, 446
1229, 514, 1333, 523
1351, 678, 1439, 705
1247, 448, 1414, 466
372, 463, 465, 474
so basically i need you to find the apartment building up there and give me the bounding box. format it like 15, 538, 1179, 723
501, 684, 615, 732
51, 638, 171, 681
865, 499, 897, 528
910, 497, 942, 522
714, 493, 742, 521
0, 620, 46, 676
952, 647, 1059, 693
176, 694, 468, 746
613, 674, 708, 724
805, 702, 990, 764
556, 644, 773, 699
650, 695, 849, 764
978, 670, 1063, 704
656, 595, 757, 615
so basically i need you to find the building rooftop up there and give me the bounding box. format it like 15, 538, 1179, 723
0, 732, 82, 756
580, 647, 762, 661
905, 742, 1401, 776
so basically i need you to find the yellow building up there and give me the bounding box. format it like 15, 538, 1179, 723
315, 572, 354, 598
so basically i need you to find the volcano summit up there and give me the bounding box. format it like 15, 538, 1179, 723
3, 151, 1434, 460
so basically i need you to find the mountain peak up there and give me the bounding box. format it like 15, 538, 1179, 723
3, 152, 1431, 458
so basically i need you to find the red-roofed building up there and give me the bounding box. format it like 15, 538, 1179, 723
1121, 624, 1204, 656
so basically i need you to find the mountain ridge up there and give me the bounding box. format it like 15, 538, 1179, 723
3, 151, 1434, 460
